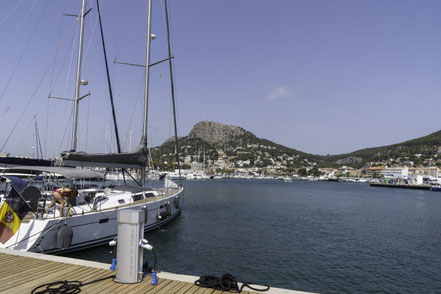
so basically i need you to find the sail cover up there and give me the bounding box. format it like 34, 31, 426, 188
61, 137, 147, 168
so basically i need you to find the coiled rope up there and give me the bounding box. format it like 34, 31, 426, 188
195, 274, 270, 293
31, 275, 114, 294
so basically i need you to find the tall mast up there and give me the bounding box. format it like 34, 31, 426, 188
141, 0, 153, 186
34, 115, 43, 159
71, 0, 87, 151
164, 0, 182, 180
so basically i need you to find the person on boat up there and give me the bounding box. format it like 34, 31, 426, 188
45, 187, 78, 216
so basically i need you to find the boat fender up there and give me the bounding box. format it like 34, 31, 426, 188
142, 205, 148, 223
166, 202, 171, 216
56, 225, 73, 249
159, 211, 168, 219
174, 197, 179, 209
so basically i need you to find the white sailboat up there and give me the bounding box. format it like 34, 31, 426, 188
0, 0, 184, 254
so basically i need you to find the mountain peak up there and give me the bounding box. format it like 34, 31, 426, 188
188, 121, 255, 146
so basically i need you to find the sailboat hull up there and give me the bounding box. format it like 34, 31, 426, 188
1, 188, 183, 254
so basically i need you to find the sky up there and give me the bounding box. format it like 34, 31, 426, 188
0, 0, 441, 158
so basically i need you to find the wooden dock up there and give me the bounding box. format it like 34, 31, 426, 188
0, 248, 311, 294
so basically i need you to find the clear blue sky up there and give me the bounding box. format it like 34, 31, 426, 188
0, 0, 440, 158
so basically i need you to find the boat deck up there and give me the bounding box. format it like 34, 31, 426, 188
22, 187, 182, 223
0, 248, 309, 294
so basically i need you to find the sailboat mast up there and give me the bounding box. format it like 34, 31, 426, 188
71, 0, 87, 151
164, 0, 182, 180
141, 0, 153, 186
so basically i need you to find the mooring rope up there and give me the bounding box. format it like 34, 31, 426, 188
194, 273, 270, 293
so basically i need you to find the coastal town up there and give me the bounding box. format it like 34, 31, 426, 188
153, 142, 441, 185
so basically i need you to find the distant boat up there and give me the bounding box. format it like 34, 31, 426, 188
430, 185, 441, 192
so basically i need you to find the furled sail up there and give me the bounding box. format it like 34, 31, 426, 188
61, 137, 147, 168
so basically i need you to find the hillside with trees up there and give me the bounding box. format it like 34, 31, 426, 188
150, 121, 441, 171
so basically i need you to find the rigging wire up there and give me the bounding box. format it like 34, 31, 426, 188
96, 0, 122, 154
114, 4, 133, 61
159, 0, 180, 135
54, 107, 74, 157
0, 0, 24, 27
16, 118, 35, 156
0, 17, 79, 153
122, 74, 145, 150
46, 0, 70, 158
0, 0, 40, 104
163, 0, 181, 176
47, 23, 78, 155
0, 0, 37, 59
48, 0, 70, 91
167, 1, 181, 131
80, 0, 105, 151
63, 27, 78, 100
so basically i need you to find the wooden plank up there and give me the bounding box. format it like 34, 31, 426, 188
77, 271, 115, 293
191, 284, 213, 294
144, 278, 174, 294
103, 280, 138, 294
16, 266, 104, 294
3, 265, 88, 293
152, 280, 185, 294
90, 278, 146, 294
177, 282, 197, 293
131, 278, 174, 294
0, 257, 49, 274
0, 254, 59, 270
154, 280, 189, 294
0, 260, 69, 286
78, 271, 118, 293
116, 276, 154, 294
0, 261, 68, 285
0, 253, 19, 262
85, 272, 165, 294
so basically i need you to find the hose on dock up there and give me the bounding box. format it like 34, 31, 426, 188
31, 274, 114, 294
142, 248, 158, 274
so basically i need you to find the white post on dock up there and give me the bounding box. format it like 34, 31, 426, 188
114, 209, 145, 283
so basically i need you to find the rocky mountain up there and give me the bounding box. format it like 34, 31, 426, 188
188, 121, 256, 147
151, 121, 441, 170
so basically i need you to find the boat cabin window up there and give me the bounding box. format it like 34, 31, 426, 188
145, 192, 155, 198
132, 194, 144, 201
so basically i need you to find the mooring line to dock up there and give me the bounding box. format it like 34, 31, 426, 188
31, 274, 115, 294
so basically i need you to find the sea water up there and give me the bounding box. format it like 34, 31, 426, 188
65, 179, 441, 293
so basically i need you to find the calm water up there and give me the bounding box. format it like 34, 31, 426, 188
65, 180, 441, 293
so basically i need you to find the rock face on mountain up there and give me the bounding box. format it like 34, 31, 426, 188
188, 121, 255, 146
335, 156, 363, 165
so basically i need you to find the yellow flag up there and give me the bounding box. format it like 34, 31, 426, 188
0, 201, 22, 244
